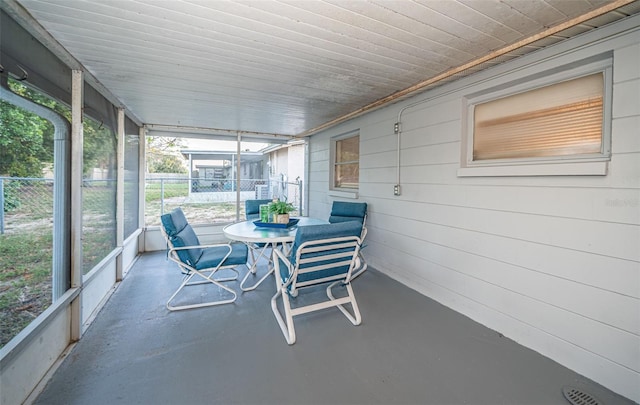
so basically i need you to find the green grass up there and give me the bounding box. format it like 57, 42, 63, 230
0, 233, 52, 283
143, 180, 241, 225
82, 223, 116, 273
0, 231, 53, 347
0, 183, 121, 347
81, 183, 117, 273
145, 182, 189, 203
144, 201, 242, 226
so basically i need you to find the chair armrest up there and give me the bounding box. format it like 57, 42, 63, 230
169, 242, 234, 252
167, 243, 233, 269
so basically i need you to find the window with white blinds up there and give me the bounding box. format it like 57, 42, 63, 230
460, 56, 612, 177
473, 73, 604, 160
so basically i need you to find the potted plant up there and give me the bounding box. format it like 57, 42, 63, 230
268, 199, 296, 223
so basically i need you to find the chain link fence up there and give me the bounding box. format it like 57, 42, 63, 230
1, 177, 54, 235
144, 177, 303, 226
81, 179, 117, 274
1, 175, 303, 237
0, 177, 118, 347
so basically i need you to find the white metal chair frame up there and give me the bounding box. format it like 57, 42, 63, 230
352, 217, 368, 280
162, 226, 244, 311
271, 235, 362, 345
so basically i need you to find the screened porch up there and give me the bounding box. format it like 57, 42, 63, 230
1, 1, 639, 405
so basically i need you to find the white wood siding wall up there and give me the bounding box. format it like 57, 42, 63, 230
308, 16, 639, 403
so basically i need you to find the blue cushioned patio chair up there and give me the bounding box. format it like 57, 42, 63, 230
245, 198, 273, 220
241, 199, 277, 291
328, 201, 368, 279
160, 207, 248, 311
271, 221, 364, 345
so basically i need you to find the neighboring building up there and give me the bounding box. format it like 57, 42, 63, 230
180, 144, 305, 209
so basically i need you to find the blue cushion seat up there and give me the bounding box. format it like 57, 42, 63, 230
161, 209, 203, 266
172, 226, 203, 266
161, 208, 247, 270
279, 221, 363, 284
161, 207, 247, 311
161, 207, 190, 236
245, 199, 273, 220
328, 201, 367, 224
197, 243, 248, 269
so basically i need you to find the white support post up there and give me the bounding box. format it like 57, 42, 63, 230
188, 153, 193, 197
116, 108, 125, 281
70, 69, 84, 342
236, 132, 241, 222
138, 126, 146, 251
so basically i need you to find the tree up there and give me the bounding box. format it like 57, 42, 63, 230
146, 136, 187, 173
148, 155, 187, 173
0, 80, 61, 177
0, 78, 64, 177
1, 81, 61, 212
0, 99, 52, 177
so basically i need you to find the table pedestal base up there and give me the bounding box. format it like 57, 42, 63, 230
240, 242, 276, 291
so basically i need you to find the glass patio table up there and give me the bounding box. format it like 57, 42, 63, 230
223, 217, 327, 291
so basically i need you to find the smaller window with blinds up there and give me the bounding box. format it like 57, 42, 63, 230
331, 132, 360, 190
460, 57, 612, 176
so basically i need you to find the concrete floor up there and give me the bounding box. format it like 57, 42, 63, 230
34, 251, 634, 405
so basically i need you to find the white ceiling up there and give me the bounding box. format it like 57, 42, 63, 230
12, 0, 640, 138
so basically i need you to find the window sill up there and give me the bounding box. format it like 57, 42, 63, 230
328, 189, 359, 199
457, 160, 608, 177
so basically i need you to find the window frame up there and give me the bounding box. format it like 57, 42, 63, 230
330, 131, 360, 194
458, 57, 612, 177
